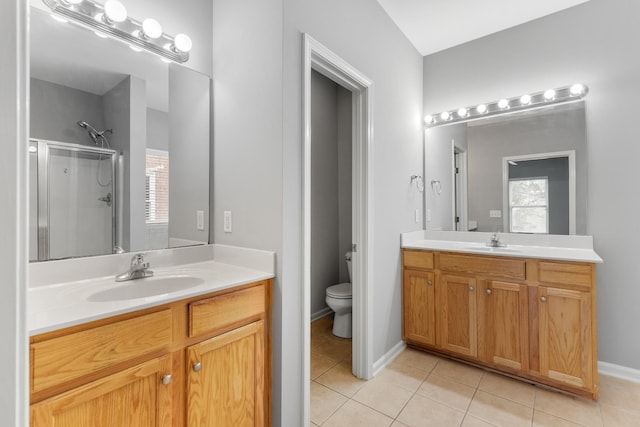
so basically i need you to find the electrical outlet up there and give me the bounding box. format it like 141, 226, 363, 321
223, 211, 232, 233
489, 210, 502, 218
196, 210, 204, 230
426, 209, 431, 222
415, 209, 420, 223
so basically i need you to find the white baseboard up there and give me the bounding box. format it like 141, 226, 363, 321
311, 307, 333, 322
599, 361, 640, 383
373, 341, 407, 377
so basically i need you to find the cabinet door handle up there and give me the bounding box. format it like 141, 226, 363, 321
162, 374, 172, 385
427, 280, 433, 286
193, 362, 202, 372
469, 286, 474, 292
486, 289, 492, 295
540, 296, 547, 303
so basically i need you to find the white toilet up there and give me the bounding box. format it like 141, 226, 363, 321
325, 252, 353, 338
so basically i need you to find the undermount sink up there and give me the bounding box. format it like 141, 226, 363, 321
464, 246, 520, 253
88, 275, 204, 302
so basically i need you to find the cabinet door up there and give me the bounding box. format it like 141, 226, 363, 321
30, 355, 172, 427
479, 281, 529, 371
538, 286, 593, 389
439, 275, 477, 357
403, 269, 436, 346
187, 320, 265, 427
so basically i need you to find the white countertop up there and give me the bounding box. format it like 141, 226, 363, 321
29, 245, 275, 336
401, 230, 603, 263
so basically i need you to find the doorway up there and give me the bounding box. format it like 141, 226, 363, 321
303, 34, 374, 425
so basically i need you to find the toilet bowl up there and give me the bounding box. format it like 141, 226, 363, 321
325, 252, 353, 338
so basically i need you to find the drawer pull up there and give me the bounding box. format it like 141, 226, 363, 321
193, 362, 202, 372
469, 286, 475, 292
540, 296, 547, 302
427, 280, 433, 286
486, 289, 492, 295
162, 374, 172, 385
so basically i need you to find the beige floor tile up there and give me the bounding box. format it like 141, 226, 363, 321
352, 377, 414, 418
478, 372, 536, 407
417, 373, 476, 412
533, 410, 583, 427
468, 390, 533, 427
534, 388, 602, 427
316, 362, 366, 397
311, 334, 352, 363
310, 381, 348, 425
462, 415, 498, 427
376, 359, 430, 392
322, 399, 394, 427
598, 375, 640, 416
311, 423, 320, 427
394, 348, 442, 373
601, 404, 640, 427
391, 422, 410, 427
311, 351, 338, 380
431, 359, 484, 388
397, 393, 466, 427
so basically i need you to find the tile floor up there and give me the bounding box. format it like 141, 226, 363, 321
310, 315, 640, 427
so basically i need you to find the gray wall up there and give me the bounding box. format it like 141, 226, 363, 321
146, 109, 169, 151
423, 0, 640, 370
310, 71, 352, 318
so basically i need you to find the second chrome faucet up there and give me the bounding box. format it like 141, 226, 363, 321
115, 253, 154, 282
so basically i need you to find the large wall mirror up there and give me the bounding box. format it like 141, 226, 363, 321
29, 6, 211, 261
425, 101, 586, 235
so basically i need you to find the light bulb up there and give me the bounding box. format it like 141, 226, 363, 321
440, 111, 451, 121
457, 108, 468, 118
476, 104, 488, 114
544, 89, 556, 101
570, 83, 585, 96
520, 94, 532, 105
94, 31, 108, 38
424, 115, 435, 125
104, 0, 127, 23
173, 33, 192, 52
498, 99, 510, 110
142, 18, 162, 39
161, 57, 172, 63
129, 45, 142, 52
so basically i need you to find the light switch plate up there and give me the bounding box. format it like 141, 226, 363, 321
223, 211, 232, 233
489, 210, 502, 218
196, 210, 204, 230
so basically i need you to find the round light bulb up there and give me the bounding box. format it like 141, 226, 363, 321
570, 83, 585, 96
104, 0, 127, 23
476, 104, 488, 114
520, 94, 532, 105
457, 108, 468, 118
142, 18, 162, 39
498, 99, 510, 110
543, 89, 556, 101
440, 111, 451, 121
424, 115, 435, 125
173, 33, 192, 52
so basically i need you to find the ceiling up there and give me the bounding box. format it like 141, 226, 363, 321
376, 0, 591, 56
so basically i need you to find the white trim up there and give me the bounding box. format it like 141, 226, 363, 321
373, 341, 406, 376
599, 361, 640, 384
455, 151, 469, 231
502, 150, 576, 234
311, 307, 333, 323
303, 33, 374, 426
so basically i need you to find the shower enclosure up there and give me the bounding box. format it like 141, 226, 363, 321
29, 139, 118, 261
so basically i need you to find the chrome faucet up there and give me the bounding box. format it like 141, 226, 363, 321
115, 253, 154, 282
486, 233, 506, 248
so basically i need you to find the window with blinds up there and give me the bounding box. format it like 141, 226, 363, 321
145, 149, 169, 224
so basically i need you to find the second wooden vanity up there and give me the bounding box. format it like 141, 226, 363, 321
403, 248, 599, 399
30, 279, 272, 427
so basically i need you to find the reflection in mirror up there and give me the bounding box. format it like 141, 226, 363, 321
425, 101, 586, 235
29, 6, 211, 261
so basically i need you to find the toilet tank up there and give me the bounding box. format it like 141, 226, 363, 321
345, 252, 352, 282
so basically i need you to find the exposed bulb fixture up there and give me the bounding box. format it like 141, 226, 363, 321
457, 108, 469, 118
570, 83, 586, 96
544, 89, 556, 101
476, 104, 488, 114
520, 94, 532, 105
43, 0, 192, 63
440, 111, 451, 121
498, 99, 510, 110
424, 115, 435, 125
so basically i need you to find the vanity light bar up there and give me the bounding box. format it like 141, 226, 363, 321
424, 83, 588, 127
42, 0, 192, 63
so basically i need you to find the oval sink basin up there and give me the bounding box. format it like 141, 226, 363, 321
464, 246, 520, 253
88, 275, 204, 302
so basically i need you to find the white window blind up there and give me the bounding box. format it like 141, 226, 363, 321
145, 149, 169, 224
509, 177, 548, 234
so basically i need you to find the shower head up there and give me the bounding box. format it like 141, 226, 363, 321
77, 121, 112, 146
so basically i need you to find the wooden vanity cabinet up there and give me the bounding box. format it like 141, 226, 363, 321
30, 279, 272, 427
401, 249, 598, 399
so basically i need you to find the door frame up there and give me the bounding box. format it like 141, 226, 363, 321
302, 33, 374, 424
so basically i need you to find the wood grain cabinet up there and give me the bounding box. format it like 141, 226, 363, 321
30, 279, 272, 426
401, 249, 598, 399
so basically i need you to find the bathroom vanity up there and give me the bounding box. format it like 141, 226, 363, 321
28, 245, 274, 427
401, 231, 602, 399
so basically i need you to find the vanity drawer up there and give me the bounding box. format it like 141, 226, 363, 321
31, 309, 172, 394
440, 253, 526, 280
189, 284, 265, 337
538, 261, 594, 290
403, 250, 435, 270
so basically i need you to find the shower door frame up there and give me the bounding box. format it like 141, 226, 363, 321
34, 139, 118, 261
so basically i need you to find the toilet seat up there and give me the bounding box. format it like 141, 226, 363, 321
326, 282, 352, 299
